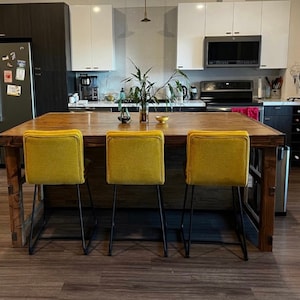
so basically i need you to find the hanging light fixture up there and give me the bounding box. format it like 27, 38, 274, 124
141, 0, 151, 22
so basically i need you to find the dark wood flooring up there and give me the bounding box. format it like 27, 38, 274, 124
0, 167, 300, 299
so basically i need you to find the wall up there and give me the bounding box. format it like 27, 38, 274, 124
0, 0, 299, 99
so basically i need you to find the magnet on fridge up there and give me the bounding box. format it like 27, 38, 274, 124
4, 70, 13, 83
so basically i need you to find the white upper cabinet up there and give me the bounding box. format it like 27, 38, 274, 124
205, 2, 233, 36
260, 1, 290, 69
70, 5, 114, 71
177, 3, 206, 70
233, 2, 262, 36
205, 2, 262, 36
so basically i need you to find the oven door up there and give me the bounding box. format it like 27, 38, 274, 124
206, 105, 264, 122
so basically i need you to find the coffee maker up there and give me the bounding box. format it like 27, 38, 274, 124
78, 74, 99, 101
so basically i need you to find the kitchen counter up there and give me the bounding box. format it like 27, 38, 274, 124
254, 98, 300, 106
68, 100, 206, 110
69, 99, 300, 110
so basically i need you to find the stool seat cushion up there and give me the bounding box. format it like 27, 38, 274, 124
186, 130, 250, 186
23, 129, 84, 185
106, 130, 165, 185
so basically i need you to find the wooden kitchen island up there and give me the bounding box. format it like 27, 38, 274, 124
0, 111, 285, 251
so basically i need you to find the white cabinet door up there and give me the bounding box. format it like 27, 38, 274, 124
70, 5, 114, 71
205, 2, 233, 36
91, 5, 114, 71
233, 2, 262, 36
70, 6, 92, 70
205, 2, 261, 36
177, 3, 205, 70
260, 1, 290, 69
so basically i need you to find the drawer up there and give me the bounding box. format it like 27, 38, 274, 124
292, 124, 300, 133
291, 150, 300, 165
293, 116, 300, 124
293, 106, 300, 115
264, 106, 293, 116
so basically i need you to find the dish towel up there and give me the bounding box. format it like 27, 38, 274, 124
231, 107, 259, 121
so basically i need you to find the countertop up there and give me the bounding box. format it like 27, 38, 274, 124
254, 98, 300, 106
68, 100, 206, 109
68, 99, 300, 109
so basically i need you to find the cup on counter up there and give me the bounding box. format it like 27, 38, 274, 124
73, 93, 79, 102
69, 95, 75, 104
265, 85, 271, 99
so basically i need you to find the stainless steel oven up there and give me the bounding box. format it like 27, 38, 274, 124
200, 80, 264, 122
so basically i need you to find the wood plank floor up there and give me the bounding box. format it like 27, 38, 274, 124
0, 167, 300, 299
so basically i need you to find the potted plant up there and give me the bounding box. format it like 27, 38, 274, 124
122, 60, 189, 123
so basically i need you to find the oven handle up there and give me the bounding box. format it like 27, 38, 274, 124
206, 105, 264, 122
205, 106, 232, 112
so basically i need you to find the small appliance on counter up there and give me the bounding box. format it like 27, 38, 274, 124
78, 74, 99, 101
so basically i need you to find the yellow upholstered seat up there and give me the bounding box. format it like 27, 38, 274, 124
106, 130, 167, 256
181, 130, 250, 260
23, 129, 97, 255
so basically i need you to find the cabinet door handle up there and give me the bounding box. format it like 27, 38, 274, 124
234, 31, 240, 34
225, 32, 232, 35
0, 33, 6, 37
275, 107, 281, 110
264, 117, 271, 121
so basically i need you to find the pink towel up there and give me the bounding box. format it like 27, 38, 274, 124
231, 107, 259, 121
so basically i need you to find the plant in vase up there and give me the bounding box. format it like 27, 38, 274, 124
122, 60, 189, 123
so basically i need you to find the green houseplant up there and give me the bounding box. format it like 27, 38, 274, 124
122, 60, 189, 123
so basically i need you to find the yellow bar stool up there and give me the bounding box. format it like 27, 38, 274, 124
106, 130, 168, 257
181, 130, 250, 260
23, 129, 98, 255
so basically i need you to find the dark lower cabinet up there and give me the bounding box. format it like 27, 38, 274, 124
0, 3, 74, 116
291, 106, 300, 166
263, 105, 300, 167
263, 106, 292, 145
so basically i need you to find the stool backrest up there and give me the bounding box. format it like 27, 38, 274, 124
23, 129, 84, 185
186, 130, 250, 186
106, 130, 165, 185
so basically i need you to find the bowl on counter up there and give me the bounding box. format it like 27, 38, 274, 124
104, 92, 118, 102
155, 115, 169, 124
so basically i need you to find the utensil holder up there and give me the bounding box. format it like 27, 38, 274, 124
271, 89, 281, 99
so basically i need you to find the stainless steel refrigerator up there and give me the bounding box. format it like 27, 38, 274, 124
0, 39, 35, 133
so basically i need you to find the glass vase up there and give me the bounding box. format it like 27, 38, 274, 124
139, 102, 149, 123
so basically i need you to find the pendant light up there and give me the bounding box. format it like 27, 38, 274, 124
141, 0, 151, 22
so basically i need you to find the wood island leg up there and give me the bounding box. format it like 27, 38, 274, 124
259, 147, 277, 251
4, 146, 26, 247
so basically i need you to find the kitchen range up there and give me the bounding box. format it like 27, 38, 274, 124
199, 80, 264, 122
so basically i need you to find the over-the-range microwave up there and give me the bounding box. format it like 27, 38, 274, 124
204, 35, 261, 68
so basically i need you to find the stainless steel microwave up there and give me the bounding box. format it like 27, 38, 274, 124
204, 36, 261, 68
